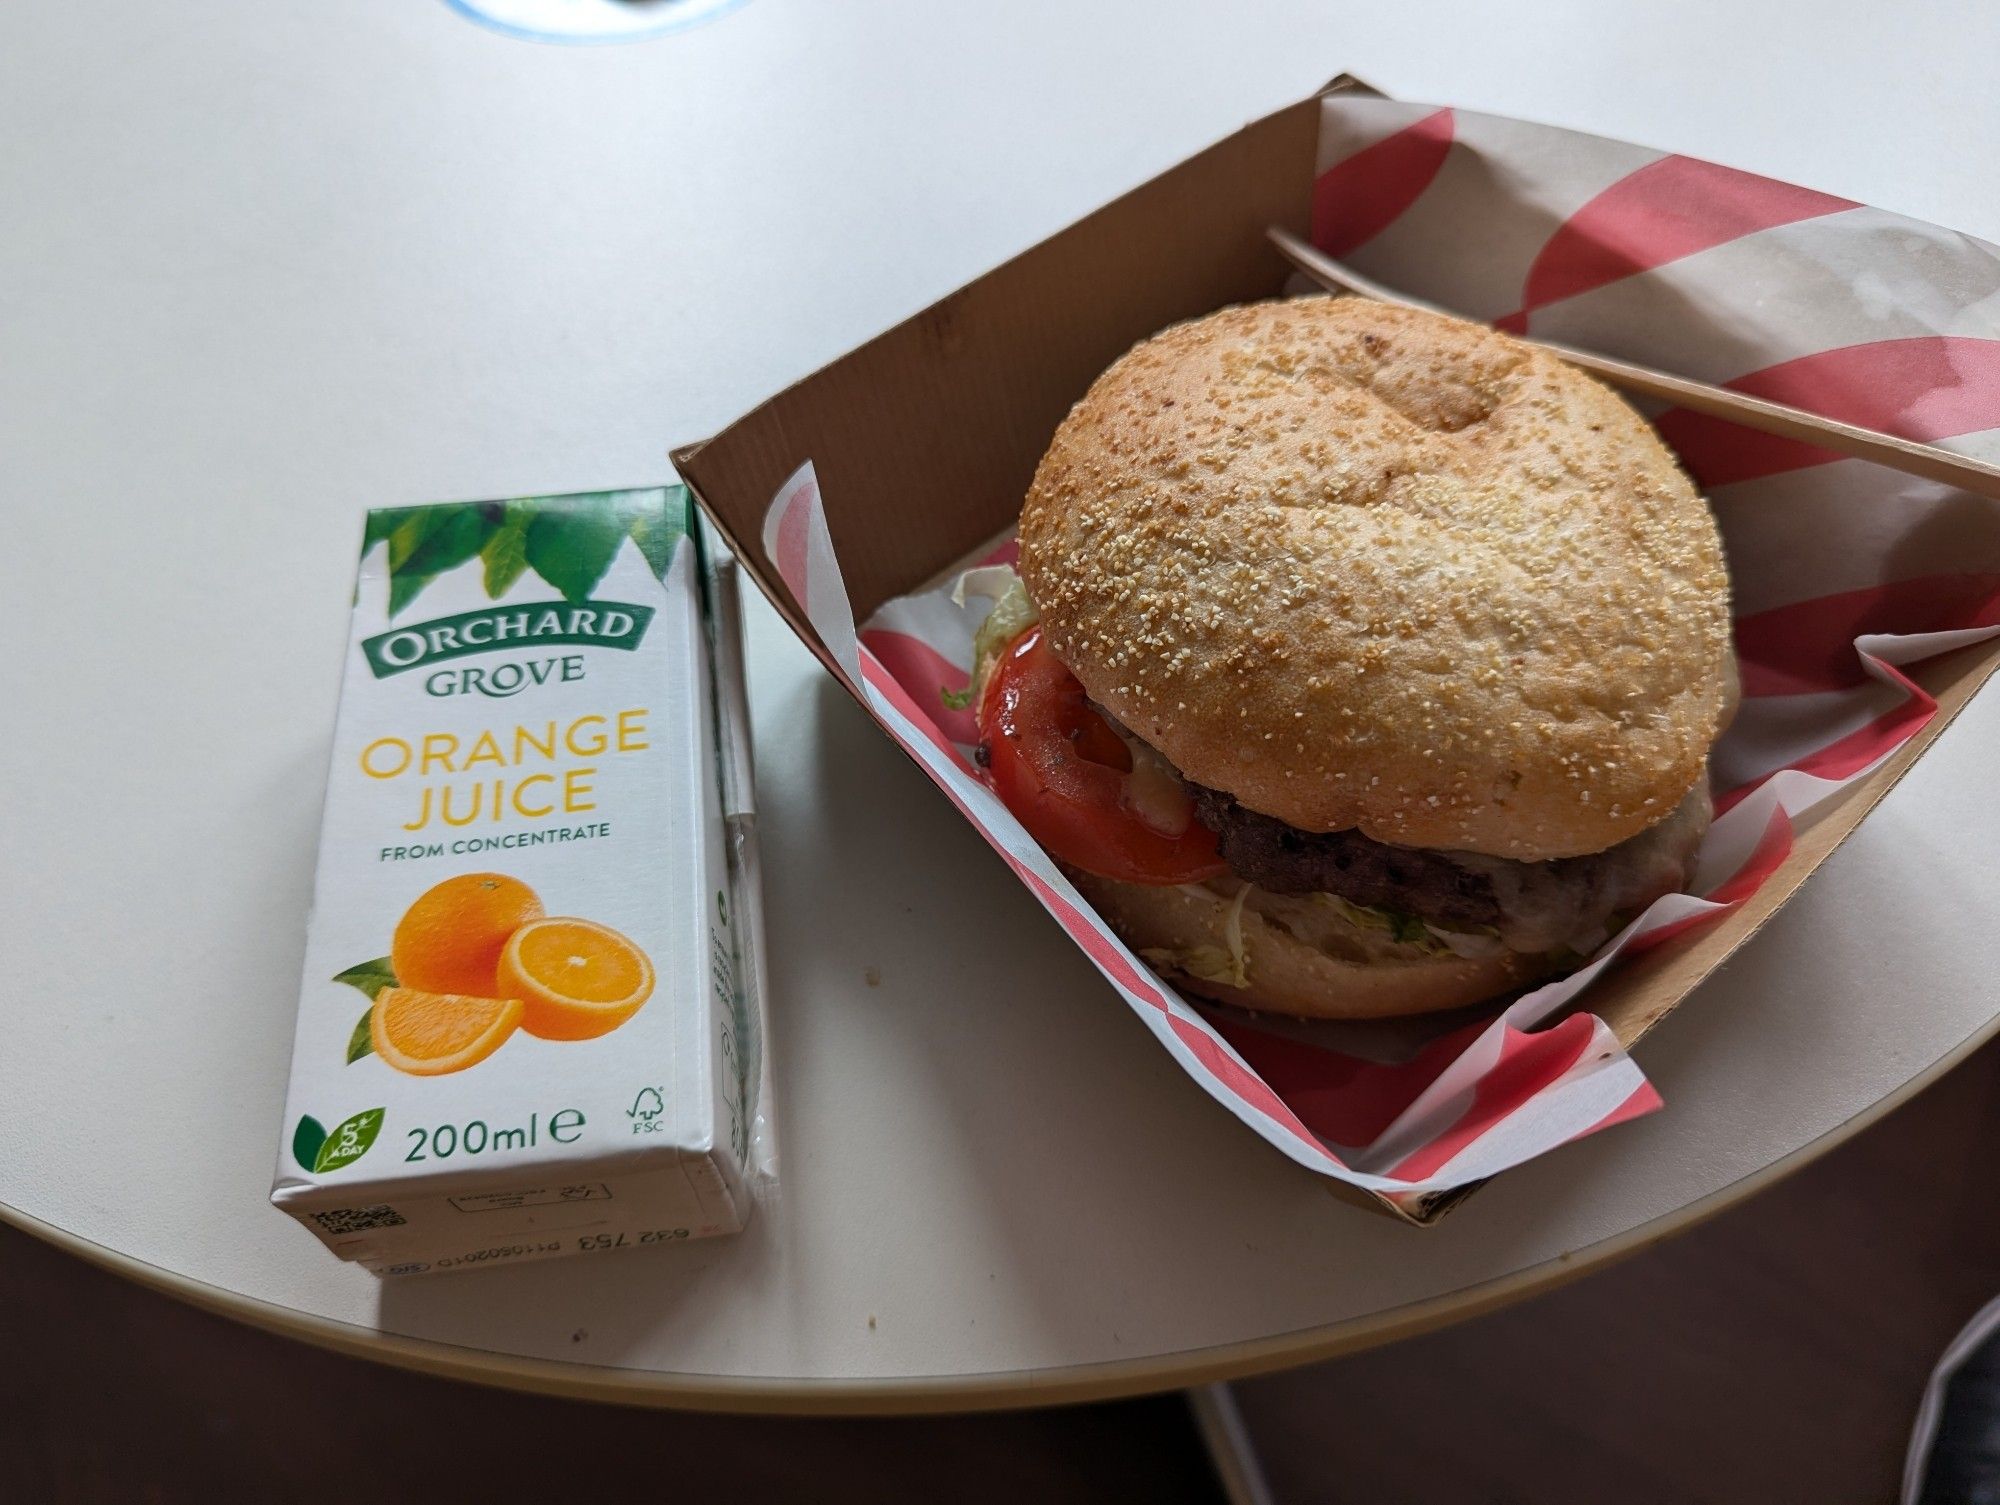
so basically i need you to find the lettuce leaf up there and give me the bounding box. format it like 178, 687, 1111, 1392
1312, 893, 1503, 959
1142, 884, 1252, 989
948, 565, 1039, 709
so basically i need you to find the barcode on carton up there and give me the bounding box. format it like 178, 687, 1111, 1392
310, 1205, 408, 1237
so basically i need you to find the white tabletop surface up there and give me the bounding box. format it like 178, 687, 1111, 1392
6, 0, 2000, 1411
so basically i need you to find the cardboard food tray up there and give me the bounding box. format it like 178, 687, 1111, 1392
674, 77, 2000, 1223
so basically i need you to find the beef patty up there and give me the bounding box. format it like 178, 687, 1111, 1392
1188, 781, 1711, 955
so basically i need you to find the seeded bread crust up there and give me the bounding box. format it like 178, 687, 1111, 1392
1018, 297, 1731, 860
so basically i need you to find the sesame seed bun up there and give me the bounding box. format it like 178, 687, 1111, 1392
1018, 297, 1732, 861
1068, 868, 1554, 1020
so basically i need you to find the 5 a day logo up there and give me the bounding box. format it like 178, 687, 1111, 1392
292, 1108, 386, 1175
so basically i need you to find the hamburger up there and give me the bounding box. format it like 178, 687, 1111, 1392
970, 296, 1734, 1020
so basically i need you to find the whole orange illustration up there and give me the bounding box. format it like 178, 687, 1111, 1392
390, 872, 543, 997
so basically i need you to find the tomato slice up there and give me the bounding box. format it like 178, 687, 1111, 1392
976, 627, 1228, 885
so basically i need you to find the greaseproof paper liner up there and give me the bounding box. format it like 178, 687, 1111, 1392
778, 98, 2000, 1207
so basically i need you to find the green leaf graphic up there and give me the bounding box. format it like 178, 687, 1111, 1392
595, 488, 671, 528
313, 1108, 385, 1174
362, 507, 420, 560
331, 957, 398, 1002
373, 490, 679, 608
481, 516, 531, 597
292, 1114, 328, 1173
387, 508, 496, 618
385, 511, 436, 572
387, 570, 436, 617
346, 1007, 376, 1065
628, 504, 683, 581
375, 505, 506, 617
398, 505, 495, 579
524, 506, 629, 604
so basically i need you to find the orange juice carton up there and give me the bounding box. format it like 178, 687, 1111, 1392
271, 486, 771, 1275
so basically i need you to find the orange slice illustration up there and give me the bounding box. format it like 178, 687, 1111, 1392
370, 987, 524, 1076
499, 918, 656, 1041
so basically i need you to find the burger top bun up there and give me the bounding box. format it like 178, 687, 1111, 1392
1018, 297, 1731, 862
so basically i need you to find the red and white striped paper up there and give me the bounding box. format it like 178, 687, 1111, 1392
767, 98, 2000, 1205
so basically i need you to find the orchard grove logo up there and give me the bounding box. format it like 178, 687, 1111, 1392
362, 600, 655, 678
356, 487, 683, 684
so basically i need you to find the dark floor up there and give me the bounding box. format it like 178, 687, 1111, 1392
8, 1039, 1999, 1504
1237, 1035, 2000, 1505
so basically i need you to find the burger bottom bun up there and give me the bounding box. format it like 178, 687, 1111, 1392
1067, 868, 1558, 1021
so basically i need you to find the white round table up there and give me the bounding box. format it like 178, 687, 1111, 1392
6, 0, 2000, 1414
